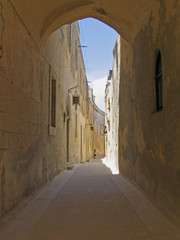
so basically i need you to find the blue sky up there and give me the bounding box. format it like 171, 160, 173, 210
79, 18, 117, 81
78, 18, 117, 110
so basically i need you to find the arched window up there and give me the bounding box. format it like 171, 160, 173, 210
155, 51, 163, 111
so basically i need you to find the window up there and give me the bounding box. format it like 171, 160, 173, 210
155, 51, 163, 111
51, 79, 56, 127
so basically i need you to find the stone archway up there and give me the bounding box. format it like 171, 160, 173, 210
0, 0, 179, 228
10, 0, 154, 46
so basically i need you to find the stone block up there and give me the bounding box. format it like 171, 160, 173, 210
7, 98, 22, 118
20, 134, 31, 152
0, 112, 6, 131
3, 132, 8, 150
0, 150, 5, 163
29, 122, 38, 136
8, 133, 21, 152
0, 76, 8, 96
0, 131, 3, 149
6, 115, 21, 133
0, 131, 8, 150
0, 94, 7, 113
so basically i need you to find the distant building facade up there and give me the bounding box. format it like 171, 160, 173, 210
105, 35, 120, 174
93, 103, 105, 157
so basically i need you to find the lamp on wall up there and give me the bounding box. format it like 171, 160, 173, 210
86, 123, 94, 131
68, 85, 80, 110
72, 90, 80, 110
78, 45, 88, 48
90, 126, 94, 131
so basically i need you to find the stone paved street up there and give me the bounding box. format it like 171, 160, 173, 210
0, 159, 180, 240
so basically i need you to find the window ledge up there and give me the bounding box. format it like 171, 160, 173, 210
49, 125, 56, 136
152, 109, 163, 114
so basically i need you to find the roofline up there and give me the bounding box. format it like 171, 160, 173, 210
94, 102, 105, 116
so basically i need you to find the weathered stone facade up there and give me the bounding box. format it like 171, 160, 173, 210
85, 87, 105, 160
117, 1, 180, 226
104, 37, 120, 174
93, 103, 105, 157
0, 1, 105, 217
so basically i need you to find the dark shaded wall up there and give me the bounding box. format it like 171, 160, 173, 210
119, 0, 180, 226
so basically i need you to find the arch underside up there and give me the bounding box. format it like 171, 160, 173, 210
10, 0, 154, 46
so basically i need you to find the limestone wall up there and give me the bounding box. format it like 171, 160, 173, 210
86, 87, 94, 161
119, 0, 180, 226
0, 0, 95, 217
93, 104, 105, 157
105, 36, 120, 174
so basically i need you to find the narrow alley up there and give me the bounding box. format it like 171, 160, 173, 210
0, 159, 180, 240
1, 0, 180, 232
